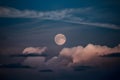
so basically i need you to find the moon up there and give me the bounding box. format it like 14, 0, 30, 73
54, 34, 66, 45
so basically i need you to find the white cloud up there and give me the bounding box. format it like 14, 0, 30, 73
60, 44, 120, 64
22, 47, 47, 54
45, 44, 120, 69
44, 44, 120, 70
21, 44, 120, 70
0, 7, 119, 29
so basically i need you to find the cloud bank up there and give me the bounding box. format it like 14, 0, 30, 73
22, 44, 120, 71
0, 7, 119, 29
22, 47, 47, 54
46, 44, 120, 69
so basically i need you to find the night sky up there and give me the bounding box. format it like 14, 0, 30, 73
0, 0, 120, 80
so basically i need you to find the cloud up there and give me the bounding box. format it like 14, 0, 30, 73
21, 44, 120, 71
22, 57, 46, 68
10, 53, 47, 57
43, 44, 120, 71
0, 7, 71, 19
22, 47, 47, 54
63, 20, 120, 29
101, 52, 120, 57
60, 44, 120, 64
73, 66, 92, 71
46, 56, 72, 71
0, 63, 32, 68
39, 69, 53, 72
0, 7, 119, 29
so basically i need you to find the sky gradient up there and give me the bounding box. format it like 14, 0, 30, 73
0, 0, 120, 80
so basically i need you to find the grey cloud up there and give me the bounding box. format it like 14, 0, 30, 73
0, 7, 71, 19
0, 63, 32, 69
0, 7, 119, 29
73, 66, 92, 71
46, 56, 72, 71
10, 53, 47, 57
63, 20, 120, 29
22, 57, 46, 68
39, 69, 53, 72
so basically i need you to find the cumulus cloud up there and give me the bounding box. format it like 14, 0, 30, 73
60, 44, 120, 64
22, 47, 47, 54
21, 44, 120, 71
0, 7, 119, 29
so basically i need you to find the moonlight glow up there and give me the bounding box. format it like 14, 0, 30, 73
54, 34, 66, 45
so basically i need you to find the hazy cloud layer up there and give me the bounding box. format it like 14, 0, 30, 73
22, 57, 46, 68
0, 7, 88, 19
0, 7, 119, 29
22, 47, 47, 54
46, 56, 72, 71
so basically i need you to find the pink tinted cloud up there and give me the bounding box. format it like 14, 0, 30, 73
60, 44, 120, 64
22, 47, 47, 54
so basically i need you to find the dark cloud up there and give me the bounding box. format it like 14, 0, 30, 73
10, 53, 47, 57
39, 69, 53, 72
0, 63, 32, 69
22, 57, 46, 68
101, 52, 120, 57
73, 66, 92, 71
46, 56, 73, 71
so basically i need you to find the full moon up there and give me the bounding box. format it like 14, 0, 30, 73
54, 34, 66, 45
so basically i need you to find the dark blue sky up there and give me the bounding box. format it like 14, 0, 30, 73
0, 0, 120, 80
0, 0, 119, 10
0, 0, 119, 54
0, 0, 119, 53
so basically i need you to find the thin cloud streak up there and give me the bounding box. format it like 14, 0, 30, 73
22, 47, 47, 54
63, 20, 120, 29
0, 7, 119, 29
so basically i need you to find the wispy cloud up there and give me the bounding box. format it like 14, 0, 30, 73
22, 47, 47, 54
0, 7, 72, 19
0, 7, 119, 29
63, 20, 120, 29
